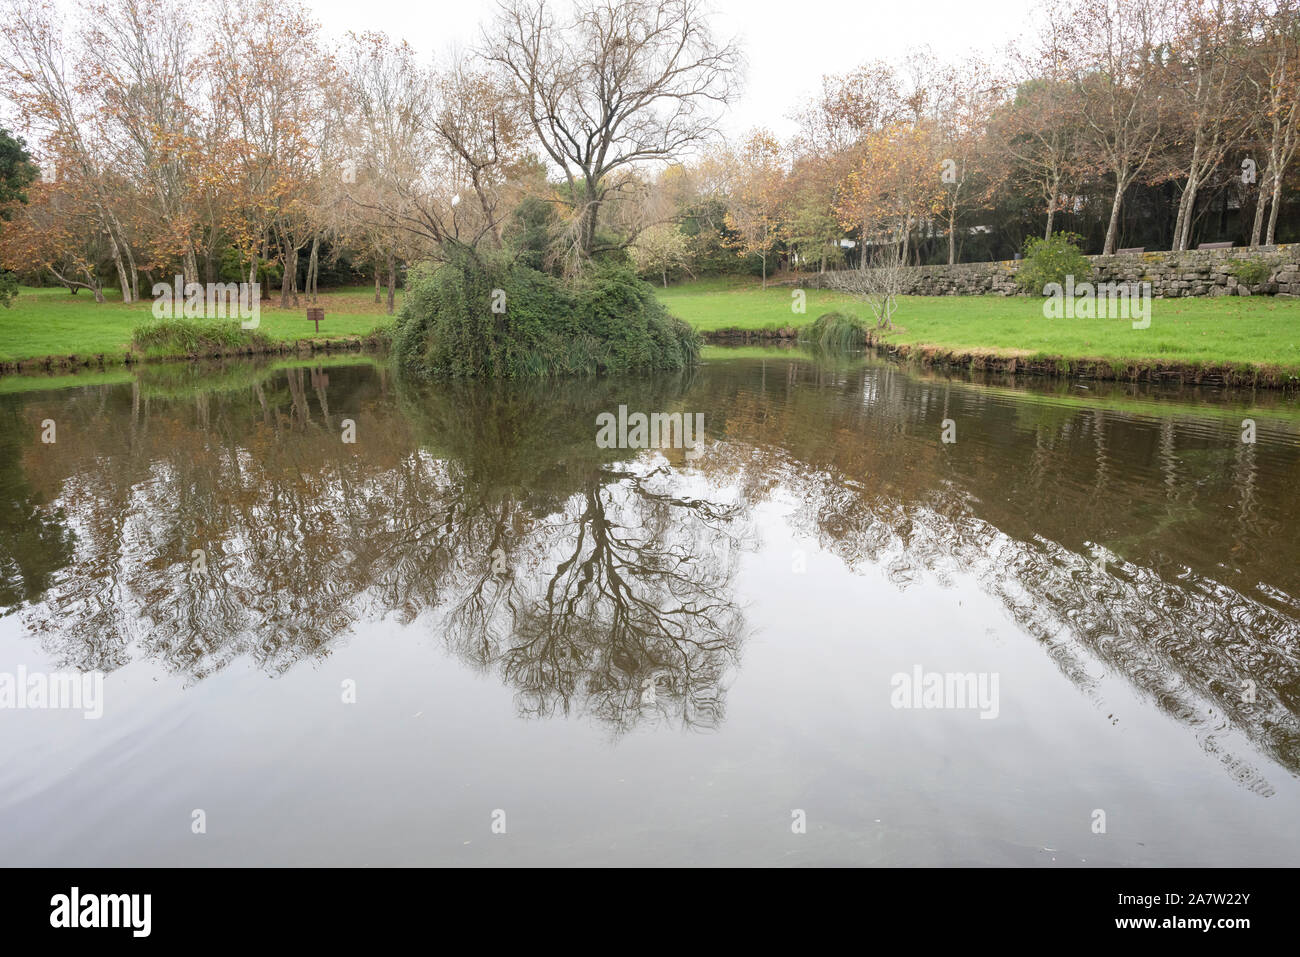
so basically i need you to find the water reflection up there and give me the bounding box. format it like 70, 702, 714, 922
3, 353, 1300, 780
6, 363, 751, 734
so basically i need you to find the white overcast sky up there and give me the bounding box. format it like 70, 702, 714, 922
304, 0, 1036, 138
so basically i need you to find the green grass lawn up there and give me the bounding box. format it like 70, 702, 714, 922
7, 275, 1300, 376
656, 276, 860, 332
658, 277, 1300, 373
0, 284, 399, 362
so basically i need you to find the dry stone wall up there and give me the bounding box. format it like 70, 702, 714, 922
791, 244, 1300, 297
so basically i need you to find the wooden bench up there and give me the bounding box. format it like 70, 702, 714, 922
1197, 241, 1233, 250
306, 307, 325, 333
1117, 246, 1145, 254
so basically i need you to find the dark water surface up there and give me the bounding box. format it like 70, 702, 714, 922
2, 350, 1299, 865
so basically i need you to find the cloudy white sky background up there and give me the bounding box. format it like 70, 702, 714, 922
307, 0, 1036, 138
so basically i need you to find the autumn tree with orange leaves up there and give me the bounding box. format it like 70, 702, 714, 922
723, 130, 787, 287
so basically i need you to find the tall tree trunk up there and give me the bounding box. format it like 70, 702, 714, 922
374, 267, 381, 304
386, 253, 396, 315
284, 243, 300, 308
1251, 177, 1269, 247
104, 223, 133, 303
124, 240, 139, 303
279, 236, 294, 309
1177, 174, 1202, 252
1173, 140, 1202, 252
947, 208, 956, 265
1266, 168, 1284, 245
581, 189, 600, 257
1172, 187, 1189, 252
306, 235, 320, 303
1103, 182, 1125, 255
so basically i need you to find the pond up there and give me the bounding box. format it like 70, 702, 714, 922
1, 349, 1298, 865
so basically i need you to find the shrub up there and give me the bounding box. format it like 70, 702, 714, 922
392, 245, 699, 378
1015, 232, 1092, 295
504, 196, 558, 273
131, 316, 270, 356
1230, 258, 1272, 287
802, 311, 868, 349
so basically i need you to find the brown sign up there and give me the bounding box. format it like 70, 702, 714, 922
306, 307, 325, 333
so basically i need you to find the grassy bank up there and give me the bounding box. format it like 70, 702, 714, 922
9, 275, 1300, 384
0, 284, 397, 364
657, 277, 1300, 382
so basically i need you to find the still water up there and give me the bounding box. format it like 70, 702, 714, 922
1, 350, 1298, 866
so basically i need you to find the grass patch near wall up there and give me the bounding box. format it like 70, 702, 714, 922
656, 278, 1300, 376
656, 277, 858, 332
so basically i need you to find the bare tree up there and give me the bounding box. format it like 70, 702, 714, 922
1244, 0, 1300, 246
1075, 0, 1171, 254
339, 35, 524, 272
825, 240, 908, 329
429, 60, 528, 249
996, 6, 1087, 241
484, 0, 741, 258
1161, 0, 1250, 251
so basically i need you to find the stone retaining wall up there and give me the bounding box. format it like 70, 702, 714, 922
791, 244, 1300, 298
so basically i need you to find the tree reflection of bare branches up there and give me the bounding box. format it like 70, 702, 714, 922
692, 355, 1300, 789
9, 352, 1300, 772
436, 469, 747, 734
368, 375, 753, 734
10, 360, 751, 734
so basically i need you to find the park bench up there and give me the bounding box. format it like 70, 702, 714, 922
1197, 241, 1233, 250
306, 306, 325, 333
1117, 246, 1145, 254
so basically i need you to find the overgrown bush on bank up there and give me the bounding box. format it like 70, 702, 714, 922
801, 311, 868, 349
392, 246, 699, 378
131, 316, 270, 356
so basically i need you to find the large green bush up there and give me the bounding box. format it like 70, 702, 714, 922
1015, 232, 1092, 295
392, 245, 699, 378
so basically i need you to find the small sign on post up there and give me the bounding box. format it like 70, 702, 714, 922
306, 307, 325, 333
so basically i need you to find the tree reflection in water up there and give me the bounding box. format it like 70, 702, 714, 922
5, 354, 1300, 779
10, 362, 752, 733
